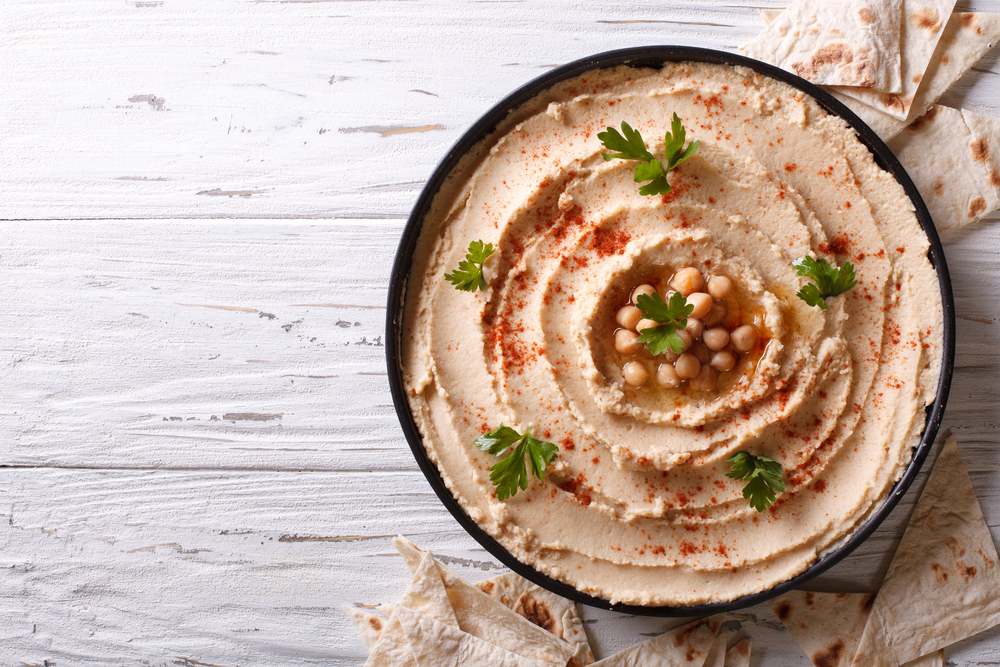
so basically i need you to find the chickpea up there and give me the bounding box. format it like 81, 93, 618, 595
615, 329, 643, 355
636, 318, 659, 332
707, 275, 733, 300
685, 318, 704, 339
669, 267, 704, 296
690, 365, 717, 392
664, 350, 680, 363
616, 305, 642, 330
702, 302, 727, 327
710, 349, 737, 372
686, 292, 713, 319
674, 353, 701, 379
675, 329, 692, 352
702, 326, 730, 351
690, 341, 711, 364
655, 363, 682, 388
731, 324, 759, 353
631, 284, 657, 305
622, 361, 649, 387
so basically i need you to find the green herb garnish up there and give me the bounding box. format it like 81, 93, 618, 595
445, 240, 496, 292
792, 256, 858, 309
475, 425, 559, 501
635, 291, 695, 355
726, 452, 785, 512
598, 114, 700, 196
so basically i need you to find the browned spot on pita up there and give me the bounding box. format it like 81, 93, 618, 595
989, 170, 1000, 188
971, 138, 989, 162
477, 580, 496, 596
367, 616, 383, 631
567, 660, 581, 667
912, 73, 923, 84
804, 592, 815, 606
791, 44, 853, 81
911, 7, 942, 33
736, 639, 750, 657
961, 12, 977, 29
931, 562, 950, 583
942, 53, 951, 65
515, 593, 558, 635
957, 560, 978, 581
851, 45, 877, 87
672, 618, 716, 662
978, 548, 997, 569
858, 7, 875, 23
812, 639, 845, 667
907, 105, 939, 132
859, 592, 876, 614
835, 592, 849, 600
969, 196, 987, 218
934, 178, 945, 197
946, 536, 967, 558
775, 599, 792, 621
881, 93, 905, 114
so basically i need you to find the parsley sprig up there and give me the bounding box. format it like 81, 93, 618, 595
726, 452, 785, 512
474, 425, 559, 501
445, 240, 496, 292
634, 291, 695, 355
792, 256, 857, 309
598, 114, 700, 196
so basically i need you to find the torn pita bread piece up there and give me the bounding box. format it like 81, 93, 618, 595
395, 605, 553, 667
703, 633, 728, 667
392, 537, 577, 665
364, 612, 418, 667
853, 437, 1000, 665
475, 570, 535, 608
833, 12, 1000, 140
343, 605, 388, 651
514, 586, 595, 666
771, 591, 876, 667
743, 0, 903, 91
888, 104, 1000, 232
833, 0, 957, 119
590, 614, 725, 667
724, 639, 751, 667
475, 571, 594, 665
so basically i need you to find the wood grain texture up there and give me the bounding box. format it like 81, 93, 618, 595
3, 0, 1000, 664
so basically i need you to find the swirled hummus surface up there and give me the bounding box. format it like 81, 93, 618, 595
401, 62, 943, 606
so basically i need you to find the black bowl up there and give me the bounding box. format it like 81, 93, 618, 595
385, 46, 956, 616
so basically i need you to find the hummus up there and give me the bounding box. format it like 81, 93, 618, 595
401, 62, 943, 606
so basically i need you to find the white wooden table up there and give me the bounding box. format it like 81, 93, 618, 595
2, 1, 999, 664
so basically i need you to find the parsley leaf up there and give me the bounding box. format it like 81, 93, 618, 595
598, 114, 700, 196
634, 291, 695, 355
444, 240, 496, 292
792, 256, 858, 309
725, 452, 785, 512
474, 425, 559, 501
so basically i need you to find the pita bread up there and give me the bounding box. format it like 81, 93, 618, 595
395, 606, 553, 667
743, 0, 903, 91
771, 591, 876, 666
399, 551, 461, 626
392, 537, 577, 665
724, 639, 751, 667
343, 605, 388, 651
475, 570, 536, 608
833, 0, 957, 119
888, 104, 1000, 232
514, 586, 595, 666
364, 612, 418, 667
832, 12, 1000, 139
703, 633, 728, 667
852, 437, 1000, 664
589, 614, 725, 666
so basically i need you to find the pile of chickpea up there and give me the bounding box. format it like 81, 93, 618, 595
613, 267, 759, 392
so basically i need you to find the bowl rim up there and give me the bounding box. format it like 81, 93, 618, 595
385, 45, 956, 616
